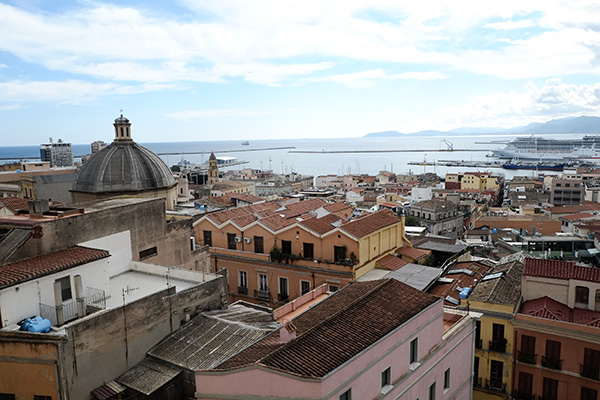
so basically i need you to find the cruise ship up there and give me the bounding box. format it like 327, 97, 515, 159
492, 135, 600, 160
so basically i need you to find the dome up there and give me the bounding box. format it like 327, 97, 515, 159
72, 141, 175, 193
114, 115, 130, 124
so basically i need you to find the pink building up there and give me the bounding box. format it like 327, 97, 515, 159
195, 278, 478, 399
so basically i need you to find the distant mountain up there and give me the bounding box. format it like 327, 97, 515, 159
365, 115, 600, 137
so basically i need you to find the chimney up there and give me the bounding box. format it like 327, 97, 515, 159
27, 199, 49, 217
279, 321, 297, 343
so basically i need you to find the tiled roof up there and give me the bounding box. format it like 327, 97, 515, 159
397, 246, 430, 260
543, 202, 600, 215
299, 216, 339, 235
561, 212, 596, 221
340, 210, 399, 238
280, 199, 327, 218
216, 279, 438, 377
259, 214, 297, 232
323, 202, 350, 213
0, 197, 28, 212
469, 260, 523, 306
0, 246, 110, 288
376, 254, 408, 271
520, 296, 600, 327
523, 258, 600, 283
429, 261, 492, 305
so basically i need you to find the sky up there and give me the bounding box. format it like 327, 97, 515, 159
2, 0, 600, 145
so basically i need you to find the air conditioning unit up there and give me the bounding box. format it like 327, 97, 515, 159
244, 237, 252, 243
235, 236, 242, 242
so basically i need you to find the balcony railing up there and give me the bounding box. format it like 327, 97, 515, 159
542, 356, 562, 370
513, 390, 537, 400
254, 288, 272, 301
580, 364, 600, 380
517, 351, 537, 365
237, 286, 248, 295
489, 339, 507, 353
473, 377, 483, 388
39, 287, 106, 326
484, 378, 506, 393
278, 293, 289, 302
475, 338, 482, 349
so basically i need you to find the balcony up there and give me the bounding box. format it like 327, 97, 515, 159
484, 378, 506, 393
542, 356, 562, 370
278, 293, 289, 302
489, 338, 507, 353
513, 390, 537, 400
475, 338, 482, 349
39, 286, 106, 326
517, 351, 537, 365
473, 377, 483, 388
580, 364, 600, 380
237, 286, 248, 295
254, 288, 272, 301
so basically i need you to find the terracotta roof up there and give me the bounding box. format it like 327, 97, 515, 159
561, 212, 596, 221
543, 202, 600, 215
299, 216, 339, 235
469, 260, 523, 306
280, 199, 327, 218
523, 258, 600, 283
429, 261, 492, 305
0, 246, 110, 288
215, 279, 438, 377
259, 214, 297, 232
323, 202, 350, 213
397, 246, 430, 260
340, 210, 399, 238
520, 296, 600, 327
0, 197, 29, 212
376, 254, 408, 271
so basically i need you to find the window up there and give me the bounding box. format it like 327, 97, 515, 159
381, 367, 391, 388
254, 236, 264, 253
56, 276, 72, 302
34, 396, 52, 400
474, 356, 479, 384
443, 368, 450, 390
301, 280, 311, 295
139, 246, 157, 259
281, 240, 292, 255
518, 372, 533, 399
303, 242, 314, 259
475, 320, 482, 348
0, 395, 15, 400
278, 277, 289, 302
239, 271, 248, 288
410, 338, 418, 364
203, 230, 212, 246
576, 286, 589, 306
328, 284, 339, 292
491, 323, 506, 352
583, 348, 600, 380
428, 382, 436, 400
490, 360, 503, 390
542, 377, 558, 400
582, 387, 598, 400
519, 335, 536, 364
258, 273, 268, 291
227, 233, 236, 250
543, 340, 562, 369
339, 389, 351, 400
334, 245, 346, 262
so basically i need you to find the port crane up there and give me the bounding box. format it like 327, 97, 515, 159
440, 139, 454, 151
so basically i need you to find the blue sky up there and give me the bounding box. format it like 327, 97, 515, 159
2, 0, 600, 145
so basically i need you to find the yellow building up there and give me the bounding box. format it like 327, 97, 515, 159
461, 172, 499, 192
467, 258, 523, 400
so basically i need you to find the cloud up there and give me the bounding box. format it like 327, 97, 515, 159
307, 69, 447, 87
484, 19, 534, 30
0, 80, 171, 104
167, 109, 274, 119
436, 79, 600, 128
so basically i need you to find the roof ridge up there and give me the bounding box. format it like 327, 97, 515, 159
257, 279, 391, 366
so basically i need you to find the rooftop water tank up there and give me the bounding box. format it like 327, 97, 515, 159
459, 287, 472, 299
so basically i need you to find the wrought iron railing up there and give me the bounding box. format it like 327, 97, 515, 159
517, 351, 537, 364
254, 288, 272, 300
489, 339, 507, 353
513, 390, 537, 400
237, 286, 248, 295
581, 364, 600, 380
475, 338, 482, 349
542, 356, 562, 370
484, 378, 506, 393
278, 293, 289, 302
86, 286, 106, 309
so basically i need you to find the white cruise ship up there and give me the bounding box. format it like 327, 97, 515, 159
492, 135, 600, 160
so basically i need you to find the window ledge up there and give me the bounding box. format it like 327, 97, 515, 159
409, 362, 420, 371
381, 385, 393, 395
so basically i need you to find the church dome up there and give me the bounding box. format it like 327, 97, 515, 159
72, 114, 175, 194
72, 142, 175, 193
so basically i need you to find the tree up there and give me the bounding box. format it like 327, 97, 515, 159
405, 216, 420, 227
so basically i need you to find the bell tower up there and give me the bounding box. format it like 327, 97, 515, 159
113, 112, 133, 142
207, 152, 220, 184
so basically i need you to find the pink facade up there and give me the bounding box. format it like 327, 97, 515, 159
195, 302, 476, 399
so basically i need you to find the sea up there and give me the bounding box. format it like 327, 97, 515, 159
1, 133, 595, 180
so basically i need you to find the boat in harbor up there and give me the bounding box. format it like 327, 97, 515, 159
492, 135, 600, 160
241, 140, 249, 146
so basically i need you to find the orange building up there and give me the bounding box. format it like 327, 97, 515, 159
193, 198, 410, 306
